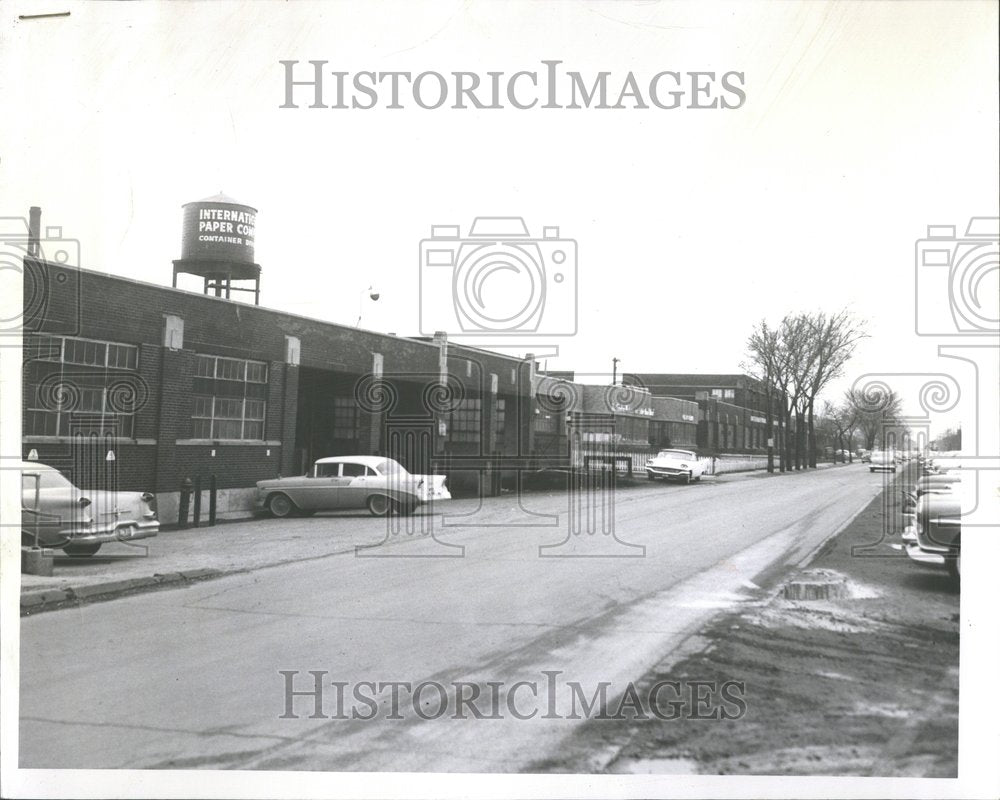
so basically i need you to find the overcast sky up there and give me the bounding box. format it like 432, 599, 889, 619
3, 0, 997, 434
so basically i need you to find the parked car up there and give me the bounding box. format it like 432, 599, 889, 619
859, 450, 871, 463
20, 461, 159, 556
869, 451, 896, 473
902, 492, 961, 581
255, 456, 451, 517
645, 449, 705, 484
915, 473, 961, 497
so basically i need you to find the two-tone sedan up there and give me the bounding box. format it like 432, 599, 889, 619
255, 456, 451, 518
645, 449, 705, 484
20, 461, 159, 556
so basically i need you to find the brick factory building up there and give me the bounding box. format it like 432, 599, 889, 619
17, 203, 753, 521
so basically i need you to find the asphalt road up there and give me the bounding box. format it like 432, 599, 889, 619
19, 464, 883, 771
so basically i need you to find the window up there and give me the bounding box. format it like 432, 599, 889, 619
616, 416, 649, 444
23, 334, 140, 437
191, 353, 268, 440
332, 397, 358, 440
496, 398, 506, 438
341, 462, 369, 477
191, 396, 265, 440
194, 354, 267, 383
450, 398, 481, 443
534, 395, 565, 436
315, 462, 340, 477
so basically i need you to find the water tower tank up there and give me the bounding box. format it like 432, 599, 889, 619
172, 193, 261, 304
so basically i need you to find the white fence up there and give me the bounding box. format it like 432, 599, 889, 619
701, 454, 770, 475
574, 448, 770, 476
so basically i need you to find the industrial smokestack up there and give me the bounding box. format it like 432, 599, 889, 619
28, 206, 41, 257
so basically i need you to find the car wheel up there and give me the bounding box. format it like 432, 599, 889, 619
647, 473, 655, 481
947, 551, 960, 583
267, 493, 295, 518
367, 494, 391, 517
869, 468, 875, 473
63, 542, 102, 557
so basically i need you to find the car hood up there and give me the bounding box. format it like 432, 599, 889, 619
649, 455, 696, 466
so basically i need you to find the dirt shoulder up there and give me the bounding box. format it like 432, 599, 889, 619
533, 467, 960, 777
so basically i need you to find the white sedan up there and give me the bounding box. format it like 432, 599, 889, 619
255, 456, 451, 517
645, 449, 705, 484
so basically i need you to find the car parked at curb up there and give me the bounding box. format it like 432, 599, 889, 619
645, 449, 704, 484
255, 456, 451, 517
20, 461, 159, 556
902, 492, 961, 582
869, 450, 897, 473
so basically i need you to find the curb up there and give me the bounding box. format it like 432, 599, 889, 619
20, 568, 223, 616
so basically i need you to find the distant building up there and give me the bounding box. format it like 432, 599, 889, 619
629, 373, 785, 454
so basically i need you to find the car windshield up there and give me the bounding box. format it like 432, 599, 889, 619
657, 450, 695, 459
374, 459, 408, 476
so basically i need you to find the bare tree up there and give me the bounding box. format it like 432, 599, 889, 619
747, 310, 867, 472
743, 321, 782, 473
799, 311, 869, 468
745, 315, 806, 472
848, 386, 903, 450
825, 396, 860, 462
933, 426, 962, 452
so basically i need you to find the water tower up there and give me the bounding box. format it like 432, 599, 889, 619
172, 193, 261, 304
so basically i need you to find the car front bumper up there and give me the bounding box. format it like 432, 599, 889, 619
905, 542, 948, 567
646, 467, 688, 478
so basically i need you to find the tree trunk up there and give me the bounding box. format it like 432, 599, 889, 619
794, 407, 804, 470
765, 387, 774, 473
782, 415, 789, 472
807, 399, 817, 468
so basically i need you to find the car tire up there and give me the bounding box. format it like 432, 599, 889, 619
869, 468, 875, 473
367, 495, 392, 517
267, 493, 295, 518
947, 551, 960, 583
63, 542, 102, 557
647, 473, 655, 481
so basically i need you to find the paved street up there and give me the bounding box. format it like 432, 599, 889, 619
19, 464, 881, 771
